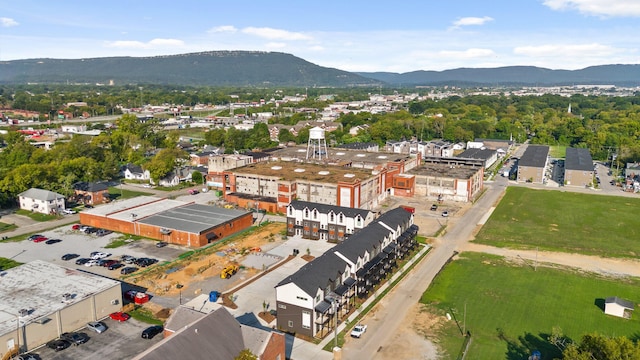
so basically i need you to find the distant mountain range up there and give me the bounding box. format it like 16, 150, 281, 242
1, 51, 639, 87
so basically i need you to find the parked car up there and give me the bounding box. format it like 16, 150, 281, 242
441, 211, 449, 217
95, 229, 112, 236
85, 259, 100, 267
141, 325, 164, 339
156, 241, 168, 248
27, 234, 44, 241
18, 354, 38, 360
90, 251, 111, 260
430, 204, 438, 211
61, 253, 79, 261
102, 259, 119, 267
75, 258, 90, 265
350, 324, 367, 338
32, 236, 48, 243
84, 204, 94, 209
86, 321, 107, 334
62, 209, 77, 215
71, 224, 81, 230
121, 255, 136, 264
135, 257, 157, 267
188, 189, 199, 195
61, 332, 89, 345
46, 339, 71, 351
45, 238, 62, 245
120, 266, 138, 275
109, 312, 130, 322
108, 263, 125, 271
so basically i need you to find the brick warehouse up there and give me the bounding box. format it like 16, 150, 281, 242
79, 196, 253, 247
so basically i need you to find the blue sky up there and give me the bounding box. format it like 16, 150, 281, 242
1, 0, 639, 72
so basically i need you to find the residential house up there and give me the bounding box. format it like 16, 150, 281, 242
286, 200, 377, 241
604, 297, 634, 319
134, 306, 285, 360
72, 182, 110, 205
123, 164, 151, 181
18, 188, 66, 215
275, 207, 418, 339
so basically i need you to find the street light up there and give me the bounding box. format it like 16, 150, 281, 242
330, 300, 338, 349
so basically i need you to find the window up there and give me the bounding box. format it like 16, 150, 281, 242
278, 304, 287, 309
330, 213, 334, 222
288, 321, 293, 327
339, 214, 344, 223
304, 209, 309, 217
313, 209, 318, 219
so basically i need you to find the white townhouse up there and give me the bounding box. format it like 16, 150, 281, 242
18, 188, 65, 215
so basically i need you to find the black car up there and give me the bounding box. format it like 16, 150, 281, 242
45, 238, 62, 245
156, 241, 168, 248
61, 332, 89, 345
108, 263, 125, 271
96, 229, 112, 236
75, 258, 90, 265
84, 204, 94, 208
46, 339, 71, 351
141, 325, 164, 339
121, 266, 138, 275
135, 257, 156, 267
62, 253, 80, 261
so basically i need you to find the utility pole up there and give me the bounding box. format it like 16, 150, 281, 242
463, 302, 467, 335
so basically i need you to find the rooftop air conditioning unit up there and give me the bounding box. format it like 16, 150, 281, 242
18, 309, 29, 317
62, 293, 72, 302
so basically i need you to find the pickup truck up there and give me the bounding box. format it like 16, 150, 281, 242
350, 324, 367, 338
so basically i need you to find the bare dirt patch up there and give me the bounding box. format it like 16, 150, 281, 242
127, 222, 286, 297
375, 303, 443, 360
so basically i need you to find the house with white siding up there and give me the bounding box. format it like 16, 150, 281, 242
18, 188, 65, 215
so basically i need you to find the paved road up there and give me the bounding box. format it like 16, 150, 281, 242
342, 177, 509, 359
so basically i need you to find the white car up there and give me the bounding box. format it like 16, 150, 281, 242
85, 259, 100, 267
62, 208, 77, 215
90, 252, 111, 260
350, 324, 367, 338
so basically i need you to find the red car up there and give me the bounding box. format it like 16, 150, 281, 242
72, 224, 81, 230
109, 312, 130, 322
32, 236, 48, 243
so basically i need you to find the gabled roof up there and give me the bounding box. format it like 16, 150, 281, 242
565, 147, 594, 171
18, 188, 64, 201
124, 163, 145, 174
135, 307, 245, 360
605, 296, 634, 310
288, 200, 372, 219
276, 207, 412, 296
73, 181, 109, 192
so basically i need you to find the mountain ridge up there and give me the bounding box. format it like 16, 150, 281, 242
1, 50, 639, 87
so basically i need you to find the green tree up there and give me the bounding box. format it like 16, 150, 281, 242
559, 333, 640, 360
234, 349, 257, 360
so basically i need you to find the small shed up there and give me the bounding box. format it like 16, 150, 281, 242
604, 297, 634, 318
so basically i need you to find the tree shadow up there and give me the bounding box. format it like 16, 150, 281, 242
594, 298, 605, 312
499, 328, 565, 360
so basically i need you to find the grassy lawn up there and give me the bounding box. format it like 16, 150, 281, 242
15, 209, 60, 221
475, 187, 640, 258
0, 222, 17, 233
0, 258, 22, 270
548, 145, 566, 158
108, 187, 152, 200
421, 252, 640, 360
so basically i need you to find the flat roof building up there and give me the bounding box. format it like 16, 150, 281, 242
517, 145, 549, 183
564, 147, 594, 187
0, 261, 122, 357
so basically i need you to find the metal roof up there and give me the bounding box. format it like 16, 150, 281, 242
137, 204, 250, 234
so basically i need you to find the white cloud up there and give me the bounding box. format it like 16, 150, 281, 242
543, 0, 640, 17
106, 38, 184, 49
241, 27, 311, 41
514, 43, 616, 57
439, 48, 496, 58
208, 25, 237, 34
451, 16, 493, 28
0, 17, 19, 27
308, 45, 324, 51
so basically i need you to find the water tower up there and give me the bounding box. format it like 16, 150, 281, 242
306, 126, 328, 160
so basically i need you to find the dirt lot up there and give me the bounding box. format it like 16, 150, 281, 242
127, 222, 286, 298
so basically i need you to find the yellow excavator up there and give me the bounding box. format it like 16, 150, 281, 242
220, 264, 239, 279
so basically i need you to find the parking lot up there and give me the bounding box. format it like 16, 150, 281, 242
29, 316, 164, 360
0, 224, 185, 278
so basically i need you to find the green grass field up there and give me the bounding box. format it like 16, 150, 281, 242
475, 187, 640, 258
421, 252, 640, 360
548, 145, 567, 158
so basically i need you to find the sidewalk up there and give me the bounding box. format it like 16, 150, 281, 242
0, 212, 78, 239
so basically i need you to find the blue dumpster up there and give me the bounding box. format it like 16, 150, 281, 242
209, 291, 219, 302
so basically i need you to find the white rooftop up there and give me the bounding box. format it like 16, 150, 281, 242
83, 196, 163, 216
0, 260, 120, 335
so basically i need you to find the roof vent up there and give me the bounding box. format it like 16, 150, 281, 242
294, 168, 305, 173
318, 171, 330, 175
62, 293, 73, 302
